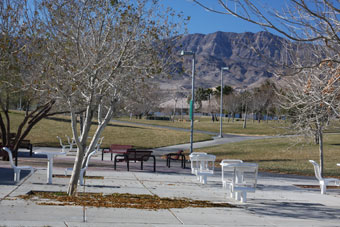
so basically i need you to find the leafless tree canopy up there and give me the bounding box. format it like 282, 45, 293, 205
193, 0, 340, 175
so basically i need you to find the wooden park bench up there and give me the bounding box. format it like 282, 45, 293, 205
0, 132, 33, 157
166, 150, 186, 168
19, 140, 33, 156
114, 149, 156, 172
101, 144, 133, 161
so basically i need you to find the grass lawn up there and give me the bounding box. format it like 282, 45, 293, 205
7, 111, 340, 177
118, 116, 291, 136
8, 111, 211, 149
195, 134, 340, 177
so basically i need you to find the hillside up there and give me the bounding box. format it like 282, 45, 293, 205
159, 31, 291, 91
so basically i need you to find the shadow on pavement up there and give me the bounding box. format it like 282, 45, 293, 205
248, 200, 340, 220
0, 167, 30, 185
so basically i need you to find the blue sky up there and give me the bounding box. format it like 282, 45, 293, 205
160, 0, 286, 35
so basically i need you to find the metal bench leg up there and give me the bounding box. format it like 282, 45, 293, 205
153, 156, 156, 172
29, 145, 33, 157
240, 192, 247, 203
126, 157, 129, 171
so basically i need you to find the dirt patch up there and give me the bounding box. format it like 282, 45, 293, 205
18, 191, 235, 209
52, 174, 104, 179
294, 184, 340, 189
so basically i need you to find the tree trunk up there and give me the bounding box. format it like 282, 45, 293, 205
314, 131, 319, 145
243, 105, 247, 129
172, 99, 177, 122
81, 108, 113, 169
319, 129, 324, 177
67, 146, 85, 195
67, 105, 93, 195
79, 113, 84, 134
257, 112, 261, 123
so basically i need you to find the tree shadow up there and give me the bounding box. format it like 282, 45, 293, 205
46, 116, 142, 129
0, 167, 30, 185
247, 200, 340, 220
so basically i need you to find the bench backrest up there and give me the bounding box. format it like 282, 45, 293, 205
172, 150, 184, 160
126, 150, 152, 161
110, 144, 133, 153
309, 160, 322, 181
232, 163, 258, 190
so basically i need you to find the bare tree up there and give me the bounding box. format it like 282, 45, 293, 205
193, 0, 340, 175
39, 0, 183, 195
224, 93, 239, 122
128, 82, 164, 119
0, 0, 63, 163
251, 80, 277, 123
278, 60, 340, 176
239, 90, 252, 128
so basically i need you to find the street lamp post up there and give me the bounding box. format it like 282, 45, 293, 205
180, 50, 195, 154
219, 67, 229, 138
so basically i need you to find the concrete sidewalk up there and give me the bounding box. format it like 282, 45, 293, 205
1, 148, 340, 226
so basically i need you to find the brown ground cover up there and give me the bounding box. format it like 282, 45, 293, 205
19, 191, 235, 209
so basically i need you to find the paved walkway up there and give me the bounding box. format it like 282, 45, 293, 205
1, 147, 340, 226
153, 134, 277, 155
112, 119, 279, 155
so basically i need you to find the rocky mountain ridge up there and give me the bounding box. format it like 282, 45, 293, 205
159, 31, 290, 91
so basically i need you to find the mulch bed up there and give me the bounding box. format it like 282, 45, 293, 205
18, 191, 235, 209
53, 174, 104, 179
294, 184, 340, 189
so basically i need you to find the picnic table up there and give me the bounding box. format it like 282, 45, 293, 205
113, 149, 156, 172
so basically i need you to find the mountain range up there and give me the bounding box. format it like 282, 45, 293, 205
158, 31, 291, 92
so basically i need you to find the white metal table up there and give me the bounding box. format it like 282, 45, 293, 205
220, 162, 258, 202
34, 151, 66, 184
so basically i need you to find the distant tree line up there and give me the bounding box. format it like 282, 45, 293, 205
190, 80, 280, 128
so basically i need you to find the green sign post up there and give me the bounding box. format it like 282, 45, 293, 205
189, 100, 193, 121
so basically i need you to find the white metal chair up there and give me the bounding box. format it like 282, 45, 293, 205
192, 154, 216, 184
64, 150, 97, 185
2, 147, 34, 183
65, 135, 76, 152
230, 163, 258, 203
57, 136, 72, 153
189, 152, 207, 174
309, 160, 340, 194
220, 159, 243, 189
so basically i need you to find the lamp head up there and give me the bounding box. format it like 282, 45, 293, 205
180, 50, 194, 56
221, 67, 229, 71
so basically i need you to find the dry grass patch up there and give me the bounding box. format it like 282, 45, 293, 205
195, 134, 340, 177
118, 116, 290, 136
8, 111, 211, 149
19, 191, 235, 209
